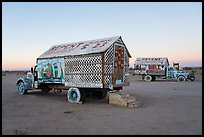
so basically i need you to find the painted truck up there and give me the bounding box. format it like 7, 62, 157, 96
134, 57, 195, 82
16, 36, 131, 103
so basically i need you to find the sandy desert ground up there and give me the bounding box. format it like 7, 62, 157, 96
2, 70, 202, 135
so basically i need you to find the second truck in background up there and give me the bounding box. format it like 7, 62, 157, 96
134, 57, 195, 82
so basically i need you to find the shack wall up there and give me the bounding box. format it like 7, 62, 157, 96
63, 43, 130, 89
64, 53, 103, 88
36, 58, 65, 84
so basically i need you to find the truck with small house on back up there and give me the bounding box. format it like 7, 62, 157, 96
16, 36, 131, 103
134, 57, 195, 82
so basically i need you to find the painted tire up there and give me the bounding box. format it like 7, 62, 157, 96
190, 75, 195, 81
190, 77, 195, 81
177, 76, 186, 82
18, 81, 27, 95
144, 75, 152, 82
67, 88, 81, 103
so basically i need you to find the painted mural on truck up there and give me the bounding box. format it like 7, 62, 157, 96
36, 58, 65, 83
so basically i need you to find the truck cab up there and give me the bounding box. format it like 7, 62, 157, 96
16, 67, 35, 95
16, 57, 65, 95
165, 66, 194, 81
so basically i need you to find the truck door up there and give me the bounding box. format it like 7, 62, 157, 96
166, 67, 174, 79
113, 46, 124, 85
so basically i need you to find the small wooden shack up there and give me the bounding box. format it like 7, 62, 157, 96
37, 36, 131, 91
134, 57, 169, 75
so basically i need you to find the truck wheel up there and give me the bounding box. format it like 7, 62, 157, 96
18, 81, 27, 94
80, 89, 86, 102
144, 75, 152, 82
152, 76, 156, 81
67, 88, 86, 103
190, 76, 195, 81
190, 78, 195, 81
177, 76, 186, 82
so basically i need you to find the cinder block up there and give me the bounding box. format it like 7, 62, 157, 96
127, 102, 136, 108
122, 97, 136, 103
120, 93, 130, 98
109, 92, 140, 108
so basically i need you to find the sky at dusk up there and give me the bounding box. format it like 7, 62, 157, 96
2, 2, 202, 70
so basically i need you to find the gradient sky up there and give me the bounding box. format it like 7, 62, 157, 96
2, 2, 202, 70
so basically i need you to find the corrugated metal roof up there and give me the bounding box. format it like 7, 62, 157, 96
135, 57, 169, 66
38, 36, 130, 59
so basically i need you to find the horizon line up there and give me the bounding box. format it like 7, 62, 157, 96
2, 66, 202, 72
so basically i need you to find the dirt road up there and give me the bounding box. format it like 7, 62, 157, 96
2, 72, 202, 135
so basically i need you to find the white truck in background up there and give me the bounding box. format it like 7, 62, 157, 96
134, 57, 195, 82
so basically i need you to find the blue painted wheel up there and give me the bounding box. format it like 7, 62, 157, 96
67, 88, 81, 103
18, 81, 27, 94
177, 75, 186, 82
144, 75, 152, 82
